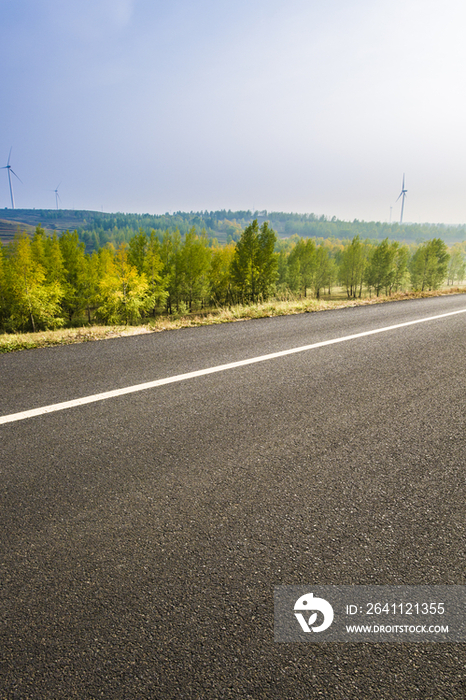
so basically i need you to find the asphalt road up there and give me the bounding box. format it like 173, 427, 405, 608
1, 295, 466, 699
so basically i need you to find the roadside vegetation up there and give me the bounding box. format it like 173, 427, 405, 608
1, 219, 465, 352
1, 286, 465, 353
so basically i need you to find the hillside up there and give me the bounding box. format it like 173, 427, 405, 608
0, 218, 37, 244
0, 209, 104, 238
1, 208, 466, 251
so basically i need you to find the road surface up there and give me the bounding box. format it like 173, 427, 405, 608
1, 295, 466, 698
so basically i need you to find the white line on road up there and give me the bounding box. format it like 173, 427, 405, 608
2, 307, 466, 425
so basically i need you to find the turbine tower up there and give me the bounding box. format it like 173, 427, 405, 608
1, 148, 22, 209
54, 182, 61, 210
396, 174, 407, 224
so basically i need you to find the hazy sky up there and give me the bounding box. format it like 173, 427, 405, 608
2, 0, 466, 223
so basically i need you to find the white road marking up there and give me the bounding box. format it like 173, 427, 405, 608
2, 307, 466, 425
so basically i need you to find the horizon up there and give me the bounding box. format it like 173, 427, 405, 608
2, 206, 466, 231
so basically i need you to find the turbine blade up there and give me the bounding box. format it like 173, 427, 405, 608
7, 147, 12, 166
10, 169, 22, 183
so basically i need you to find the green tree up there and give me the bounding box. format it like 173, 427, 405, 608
59, 230, 87, 323
299, 238, 316, 297
128, 229, 148, 274
339, 236, 367, 298
31, 225, 47, 270
286, 247, 302, 293
409, 239, 449, 291
287, 238, 316, 296
231, 219, 278, 303
256, 221, 278, 299
160, 229, 183, 313
143, 231, 167, 315
447, 244, 466, 285
81, 252, 100, 324
313, 245, 330, 299
231, 220, 260, 302
324, 255, 338, 295
179, 228, 211, 310
390, 243, 410, 294
275, 249, 289, 294
366, 239, 395, 296
43, 233, 65, 285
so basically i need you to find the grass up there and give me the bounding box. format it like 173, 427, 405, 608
1, 286, 465, 353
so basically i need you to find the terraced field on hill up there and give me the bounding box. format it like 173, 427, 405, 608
0, 218, 37, 243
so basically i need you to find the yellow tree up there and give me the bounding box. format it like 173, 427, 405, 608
209, 243, 235, 306
143, 231, 168, 315
81, 251, 100, 324
7, 231, 64, 331
97, 243, 150, 324
0, 243, 7, 330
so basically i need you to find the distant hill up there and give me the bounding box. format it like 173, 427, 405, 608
1, 208, 465, 251
0, 218, 37, 244
0, 209, 105, 239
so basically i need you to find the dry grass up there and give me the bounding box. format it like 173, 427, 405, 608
1, 286, 465, 353
0, 325, 153, 353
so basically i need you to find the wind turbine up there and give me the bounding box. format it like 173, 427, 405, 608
2, 148, 22, 209
396, 174, 407, 224
53, 182, 62, 210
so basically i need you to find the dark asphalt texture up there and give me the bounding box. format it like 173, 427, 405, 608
1, 295, 466, 699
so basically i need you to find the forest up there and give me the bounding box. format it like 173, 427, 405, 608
2, 208, 466, 250
0, 220, 464, 333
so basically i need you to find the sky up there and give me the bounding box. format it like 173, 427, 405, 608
2, 0, 466, 224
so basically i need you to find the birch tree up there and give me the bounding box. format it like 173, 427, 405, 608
231, 219, 278, 303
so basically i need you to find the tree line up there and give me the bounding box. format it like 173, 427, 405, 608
5, 208, 466, 251
0, 221, 464, 332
